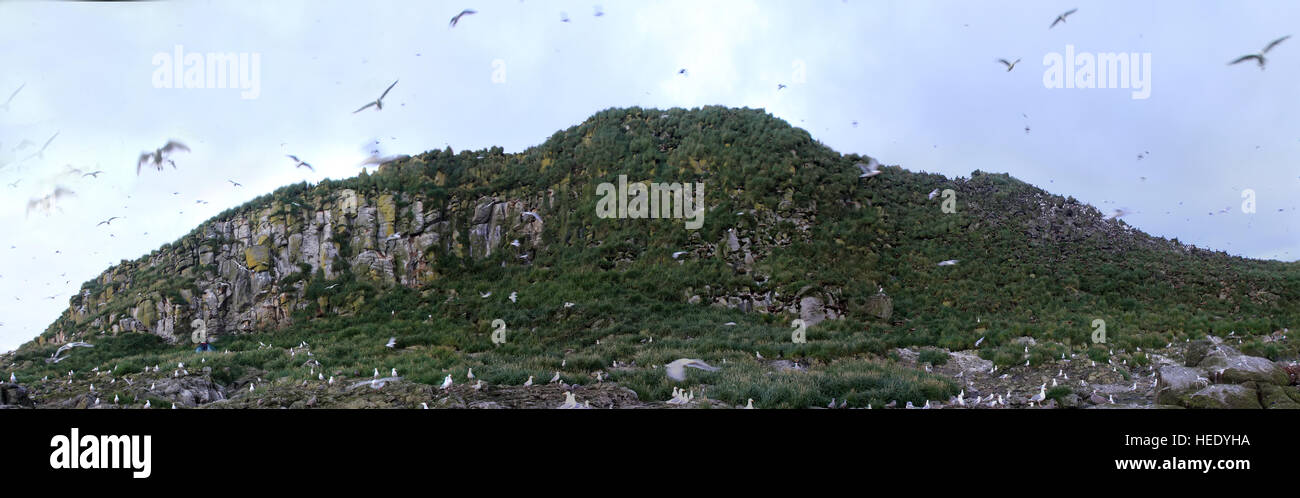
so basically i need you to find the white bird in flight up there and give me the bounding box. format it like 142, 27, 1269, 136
937, 259, 959, 266
664, 359, 720, 382
996, 58, 1020, 72
286, 155, 314, 172
353, 80, 398, 113
856, 158, 882, 178
1049, 8, 1077, 29
509, 291, 517, 303
449, 9, 476, 28
0, 82, 23, 112
1105, 208, 1130, 220
927, 188, 940, 199
386, 337, 396, 348
1229, 35, 1290, 70
521, 211, 542, 223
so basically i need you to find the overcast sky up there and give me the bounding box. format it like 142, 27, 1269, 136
1, 0, 1297, 352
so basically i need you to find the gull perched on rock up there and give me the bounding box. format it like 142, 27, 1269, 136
558, 392, 589, 409
744, 399, 755, 409
549, 371, 561, 383
665, 359, 720, 382
523, 375, 534, 387
440, 374, 453, 389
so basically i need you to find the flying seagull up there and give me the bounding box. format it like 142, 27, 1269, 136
0, 83, 23, 112
24, 132, 59, 161
227, 179, 241, 187
664, 359, 720, 381
286, 155, 314, 171
449, 9, 476, 28
96, 217, 121, 226
354, 80, 399, 113
81, 170, 104, 178
137, 140, 190, 175
521, 211, 542, 223
928, 189, 940, 200
671, 251, 689, 259
857, 158, 882, 178
937, 259, 959, 266
25, 186, 75, 217
1049, 8, 1077, 29
997, 58, 1020, 71
1229, 35, 1290, 70
385, 337, 396, 348
1105, 208, 1130, 220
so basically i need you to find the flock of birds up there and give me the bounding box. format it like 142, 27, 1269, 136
4, 5, 1298, 408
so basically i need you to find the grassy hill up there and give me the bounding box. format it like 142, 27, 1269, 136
4, 106, 1298, 408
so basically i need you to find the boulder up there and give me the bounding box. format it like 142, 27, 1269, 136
1155, 365, 1208, 405
1198, 351, 1290, 386
1258, 383, 1300, 409
1176, 384, 1261, 409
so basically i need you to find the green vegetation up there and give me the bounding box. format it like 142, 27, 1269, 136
8, 106, 1300, 409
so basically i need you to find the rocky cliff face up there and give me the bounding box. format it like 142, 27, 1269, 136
49, 183, 555, 346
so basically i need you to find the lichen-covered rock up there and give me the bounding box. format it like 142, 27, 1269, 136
1156, 365, 1207, 405
1176, 384, 1262, 409
1258, 383, 1300, 409
1198, 350, 1290, 386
